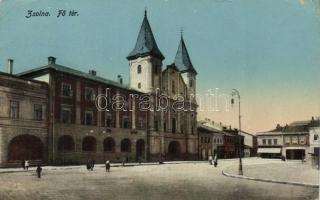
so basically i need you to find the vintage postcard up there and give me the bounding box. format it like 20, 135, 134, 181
0, 0, 319, 199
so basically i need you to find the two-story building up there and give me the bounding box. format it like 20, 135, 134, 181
256, 117, 320, 160
0, 61, 48, 167
197, 122, 223, 160
256, 126, 283, 158
282, 121, 310, 160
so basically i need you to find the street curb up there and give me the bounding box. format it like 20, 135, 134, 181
222, 170, 319, 188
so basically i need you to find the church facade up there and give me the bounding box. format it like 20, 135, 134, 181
0, 11, 198, 166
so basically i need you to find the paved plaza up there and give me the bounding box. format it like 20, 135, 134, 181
0, 158, 318, 200
224, 160, 319, 185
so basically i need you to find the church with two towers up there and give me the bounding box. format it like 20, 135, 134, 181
0, 11, 199, 166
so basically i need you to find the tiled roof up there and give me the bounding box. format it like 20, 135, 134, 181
127, 12, 164, 61
173, 35, 197, 74
17, 61, 141, 92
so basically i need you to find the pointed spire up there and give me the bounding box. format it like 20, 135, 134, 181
127, 11, 164, 61
173, 32, 197, 75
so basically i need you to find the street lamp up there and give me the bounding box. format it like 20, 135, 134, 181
231, 89, 243, 176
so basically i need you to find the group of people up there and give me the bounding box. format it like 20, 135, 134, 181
86, 159, 111, 172
86, 159, 95, 171
21, 159, 42, 178
21, 159, 29, 170
209, 154, 218, 167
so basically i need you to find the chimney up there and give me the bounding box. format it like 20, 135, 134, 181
48, 56, 56, 65
89, 70, 96, 76
7, 59, 13, 74
311, 116, 314, 121
117, 75, 123, 85
229, 125, 232, 130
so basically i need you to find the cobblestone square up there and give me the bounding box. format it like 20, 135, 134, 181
0, 159, 318, 200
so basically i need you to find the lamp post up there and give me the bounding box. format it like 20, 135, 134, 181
231, 89, 243, 176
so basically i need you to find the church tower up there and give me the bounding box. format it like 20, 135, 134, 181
127, 11, 164, 93
173, 33, 197, 100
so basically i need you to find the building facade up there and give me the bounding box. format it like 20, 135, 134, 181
5, 11, 198, 165
256, 129, 283, 158
256, 118, 320, 160
0, 70, 48, 167
197, 122, 223, 160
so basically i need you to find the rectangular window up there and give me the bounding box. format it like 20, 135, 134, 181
292, 136, 298, 144
284, 136, 291, 144
122, 116, 129, 129
201, 137, 203, 143
85, 111, 94, 125
314, 134, 318, 141
163, 122, 167, 132
106, 113, 112, 127
273, 139, 278, 145
85, 87, 95, 101
208, 137, 211, 143
61, 83, 72, 97
138, 117, 144, 129
137, 65, 141, 74
299, 136, 306, 144
34, 104, 42, 121
61, 107, 71, 123
268, 139, 272, 145
262, 139, 266, 145
10, 100, 19, 119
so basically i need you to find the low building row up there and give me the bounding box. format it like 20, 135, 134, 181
197, 120, 257, 160
256, 118, 320, 160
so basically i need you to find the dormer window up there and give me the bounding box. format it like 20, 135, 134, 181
137, 65, 141, 74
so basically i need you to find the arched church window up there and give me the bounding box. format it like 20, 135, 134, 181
137, 65, 141, 74
138, 83, 141, 89
189, 80, 193, 87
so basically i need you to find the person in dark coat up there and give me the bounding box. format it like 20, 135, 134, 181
105, 160, 110, 172
36, 164, 42, 178
90, 159, 95, 171
213, 154, 218, 167
122, 157, 126, 167
21, 159, 25, 170
86, 160, 91, 171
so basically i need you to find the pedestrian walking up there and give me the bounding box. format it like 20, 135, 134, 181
86, 160, 91, 171
122, 157, 126, 167
213, 154, 218, 167
208, 155, 213, 165
90, 159, 95, 171
105, 160, 110, 172
21, 159, 25, 170
25, 160, 29, 170
36, 164, 42, 178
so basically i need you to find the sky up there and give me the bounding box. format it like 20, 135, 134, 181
0, 0, 319, 133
